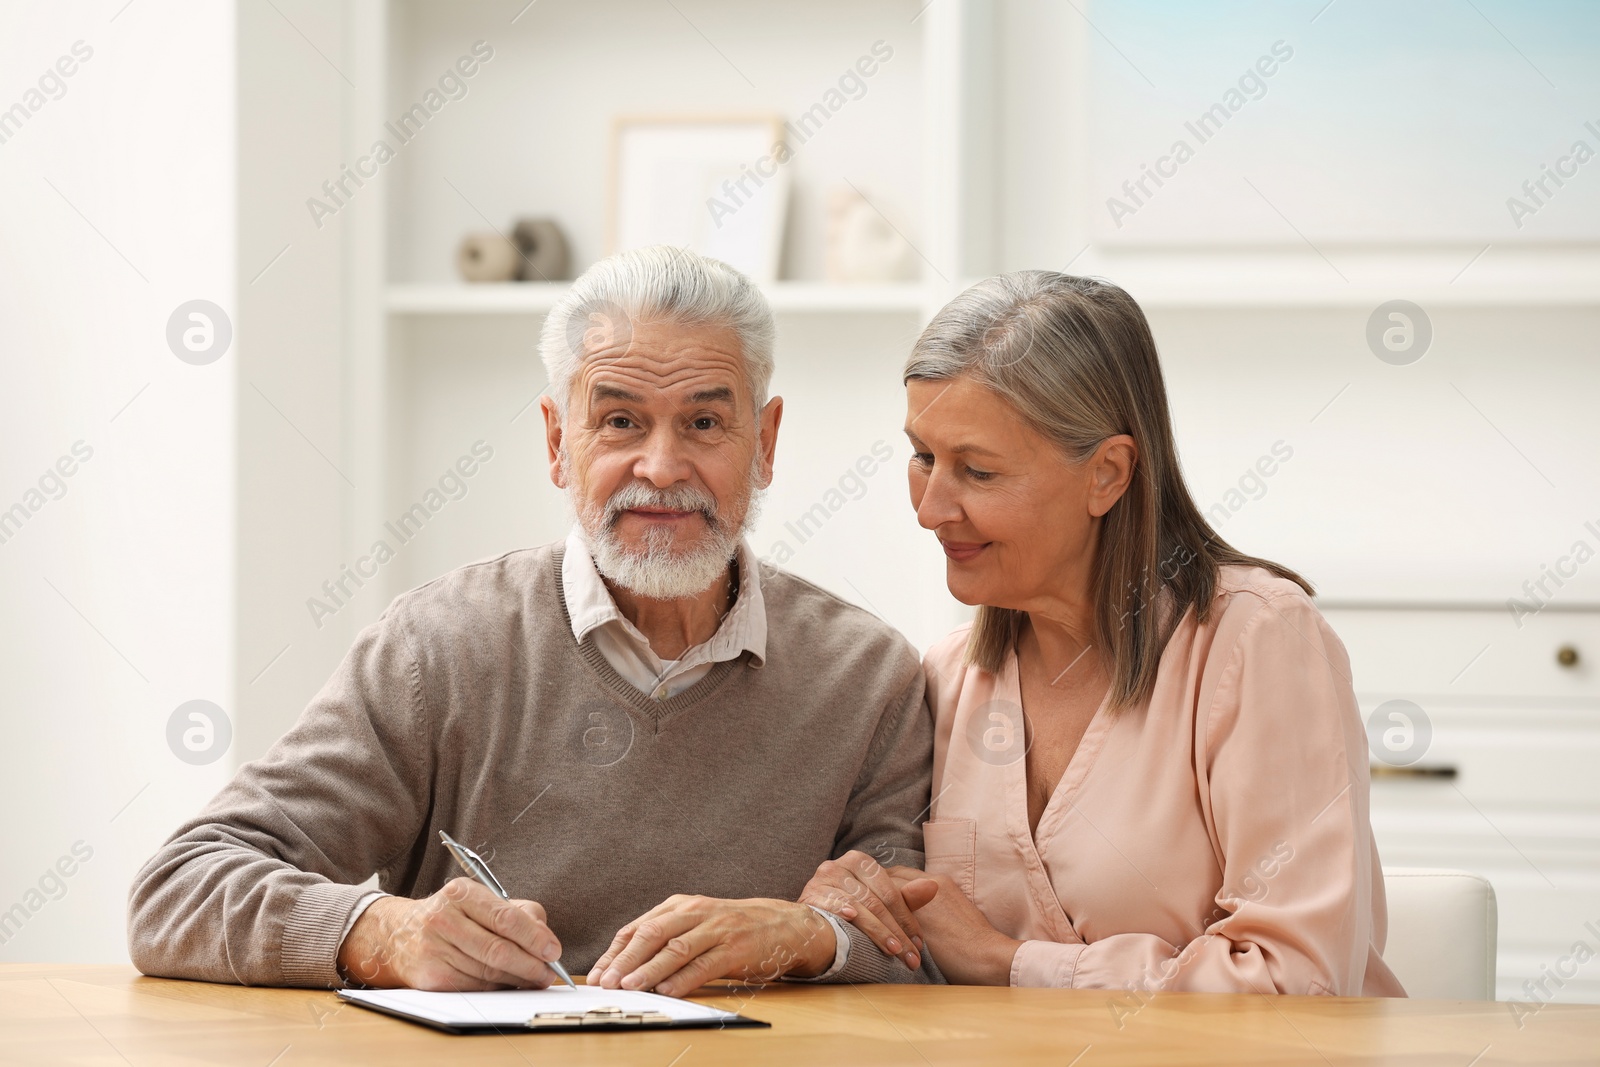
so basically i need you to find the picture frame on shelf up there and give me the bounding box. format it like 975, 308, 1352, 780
609, 114, 790, 283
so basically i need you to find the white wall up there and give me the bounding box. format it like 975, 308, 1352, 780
0, 1, 236, 962
234, 0, 353, 771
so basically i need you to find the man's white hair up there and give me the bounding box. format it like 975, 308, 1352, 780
539, 245, 776, 417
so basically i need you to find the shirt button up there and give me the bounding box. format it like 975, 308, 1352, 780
654, 687, 668, 700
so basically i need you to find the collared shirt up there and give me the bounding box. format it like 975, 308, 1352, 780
562, 528, 767, 700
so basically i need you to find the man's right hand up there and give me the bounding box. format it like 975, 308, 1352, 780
336, 877, 566, 991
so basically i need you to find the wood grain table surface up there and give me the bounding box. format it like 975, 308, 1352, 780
2, 964, 1597, 1066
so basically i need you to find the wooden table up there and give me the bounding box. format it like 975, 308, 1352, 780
2, 965, 1596, 1065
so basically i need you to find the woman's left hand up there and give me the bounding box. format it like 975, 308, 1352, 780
886, 867, 1022, 985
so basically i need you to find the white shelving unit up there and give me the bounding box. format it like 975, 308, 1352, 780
333, 0, 1600, 600
1071, 246, 1600, 308
386, 281, 931, 315
334, 0, 992, 657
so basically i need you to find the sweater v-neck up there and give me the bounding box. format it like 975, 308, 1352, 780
549, 543, 745, 721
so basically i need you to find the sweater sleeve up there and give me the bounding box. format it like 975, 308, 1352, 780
827, 921, 946, 984
828, 657, 932, 871
1011, 593, 1382, 994
809, 662, 942, 985
127, 610, 434, 988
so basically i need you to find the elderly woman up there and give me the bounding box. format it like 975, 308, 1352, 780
805, 271, 1404, 996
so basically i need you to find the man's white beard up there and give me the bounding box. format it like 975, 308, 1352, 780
568, 452, 765, 601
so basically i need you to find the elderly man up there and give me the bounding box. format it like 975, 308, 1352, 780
128, 247, 931, 995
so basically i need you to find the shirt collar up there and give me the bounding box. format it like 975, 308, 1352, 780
561, 527, 767, 667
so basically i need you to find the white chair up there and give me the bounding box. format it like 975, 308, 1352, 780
1381, 867, 1498, 1000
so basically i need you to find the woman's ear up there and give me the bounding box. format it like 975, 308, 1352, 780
1087, 434, 1137, 518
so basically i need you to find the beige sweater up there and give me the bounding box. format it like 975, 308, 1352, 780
127, 543, 931, 987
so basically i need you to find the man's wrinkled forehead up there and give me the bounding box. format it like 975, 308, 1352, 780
571, 319, 752, 413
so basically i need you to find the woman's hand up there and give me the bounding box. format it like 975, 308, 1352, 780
799, 850, 938, 970
885, 868, 1022, 986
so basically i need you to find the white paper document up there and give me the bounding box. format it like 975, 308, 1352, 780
339, 985, 743, 1028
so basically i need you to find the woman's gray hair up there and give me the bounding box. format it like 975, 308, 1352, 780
540, 246, 776, 417
906, 270, 1312, 710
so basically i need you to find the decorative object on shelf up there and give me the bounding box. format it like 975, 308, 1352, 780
512, 217, 571, 281
611, 115, 790, 283
455, 232, 519, 283
825, 184, 915, 283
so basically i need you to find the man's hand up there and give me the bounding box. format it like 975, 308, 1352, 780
586, 896, 837, 997
799, 850, 939, 969
337, 878, 566, 991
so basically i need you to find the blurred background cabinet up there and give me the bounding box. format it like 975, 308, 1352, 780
1326, 607, 1600, 1002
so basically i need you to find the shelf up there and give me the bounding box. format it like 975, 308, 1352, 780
386, 244, 1600, 316
387, 283, 569, 315
1065, 247, 1600, 308
386, 282, 929, 316
386, 248, 1600, 316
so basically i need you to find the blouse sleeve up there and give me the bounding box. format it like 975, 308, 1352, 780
1010, 591, 1382, 994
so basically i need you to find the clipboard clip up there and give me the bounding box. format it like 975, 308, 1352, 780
526, 1006, 674, 1029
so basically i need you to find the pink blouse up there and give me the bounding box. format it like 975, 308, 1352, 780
923, 565, 1405, 996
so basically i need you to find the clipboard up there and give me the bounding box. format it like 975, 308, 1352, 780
338, 986, 770, 1035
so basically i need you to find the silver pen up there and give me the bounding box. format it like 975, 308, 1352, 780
439, 830, 577, 989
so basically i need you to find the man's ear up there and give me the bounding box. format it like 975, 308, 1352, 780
1087, 433, 1137, 518
541, 395, 567, 488
757, 396, 783, 489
